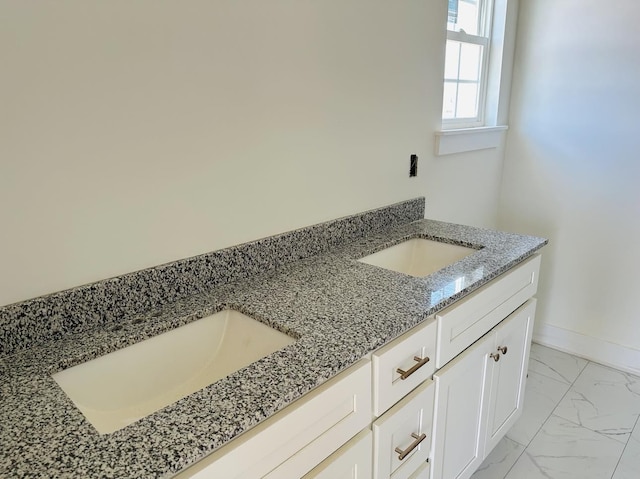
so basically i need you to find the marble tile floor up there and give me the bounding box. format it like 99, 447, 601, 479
471, 343, 640, 479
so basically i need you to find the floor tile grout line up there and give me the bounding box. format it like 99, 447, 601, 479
500, 355, 591, 478
480, 346, 638, 478
610, 414, 640, 479
550, 413, 632, 446
552, 360, 638, 446
541, 359, 593, 436
530, 341, 589, 383
499, 365, 575, 479
515, 360, 580, 447
500, 441, 527, 479
506, 433, 528, 449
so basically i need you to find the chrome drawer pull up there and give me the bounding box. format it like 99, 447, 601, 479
396, 356, 430, 380
490, 352, 500, 362
497, 345, 508, 355
395, 433, 427, 460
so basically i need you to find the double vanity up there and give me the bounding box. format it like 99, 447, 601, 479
176, 252, 540, 479
0, 198, 546, 478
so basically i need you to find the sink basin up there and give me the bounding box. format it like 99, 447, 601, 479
52, 310, 295, 434
358, 238, 476, 277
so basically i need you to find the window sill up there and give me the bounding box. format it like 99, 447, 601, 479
434, 125, 508, 156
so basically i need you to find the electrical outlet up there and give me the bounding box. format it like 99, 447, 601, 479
409, 154, 418, 177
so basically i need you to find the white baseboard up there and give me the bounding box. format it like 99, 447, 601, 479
533, 323, 640, 377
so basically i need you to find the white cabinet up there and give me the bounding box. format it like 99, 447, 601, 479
431, 299, 536, 479
485, 299, 536, 453
373, 380, 435, 479
177, 254, 541, 479
372, 319, 437, 416
407, 462, 430, 479
435, 255, 540, 368
431, 333, 493, 479
303, 429, 373, 479
177, 360, 372, 479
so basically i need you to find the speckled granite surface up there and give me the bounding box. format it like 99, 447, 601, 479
0, 200, 546, 478
0, 198, 424, 358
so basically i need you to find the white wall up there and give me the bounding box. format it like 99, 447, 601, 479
499, 0, 640, 363
0, 1, 508, 307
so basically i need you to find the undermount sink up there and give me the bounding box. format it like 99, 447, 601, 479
53, 310, 295, 434
358, 238, 476, 277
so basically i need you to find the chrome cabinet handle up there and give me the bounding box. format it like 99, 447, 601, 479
397, 356, 430, 380
395, 433, 427, 461
497, 346, 508, 355
490, 352, 500, 362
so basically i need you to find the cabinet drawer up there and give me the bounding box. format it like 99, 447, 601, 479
373, 380, 435, 479
180, 360, 372, 479
373, 319, 436, 416
435, 254, 540, 368
303, 429, 373, 479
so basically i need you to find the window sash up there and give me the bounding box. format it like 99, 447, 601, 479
446, 30, 489, 47
443, 0, 493, 128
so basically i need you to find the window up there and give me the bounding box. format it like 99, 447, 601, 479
436, 0, 512, 155
442, 0, 493, 127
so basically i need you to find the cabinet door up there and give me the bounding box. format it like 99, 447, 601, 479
431, 333, 493, 479
484, 299, 536, 454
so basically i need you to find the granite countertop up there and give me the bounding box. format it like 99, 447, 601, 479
0, 205, 546, 478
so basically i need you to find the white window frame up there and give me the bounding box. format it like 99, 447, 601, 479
442, 0, 494, 129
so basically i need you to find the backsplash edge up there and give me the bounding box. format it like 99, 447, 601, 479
0, 197, 425, 357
